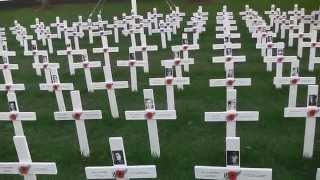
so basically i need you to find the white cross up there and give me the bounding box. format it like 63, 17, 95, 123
256, 41, 285, 71
0, 92, 36, 136
171, 33, 199, 72
274, 61, 316, 107
161, 51, 194, 90
82, 19, 99, 44
151, 20, 171, 49
263, 48, 299, 88
184, 24, 206, 45
54, 90, 102, 157
71, 54, 101, 92
0, 83, 25, 94
301, 28, 320, 71
65, 27, 84, 50
0, 42, 16, 64
42, 27, 58, 54
56, 39, 87, 75
92, 35, 118, 70
125, 89, 176, 157
117, 52, 146, 92
148, 8, 163, 30
0, 63, 19, 84
32, 56, 60, 83
85, 137, 157, 179
92, 25, 112, 44
39, 68, 74, 111
129, 33, 158, 73
93, 14, 108, 27
291, 24, 311, 58
205, 89, 259, 137
149, 67, 190, 110
21, 30, 33, 52
107, 16, 126, 43
0, 136, 57, 180
92, 65, 128, 118
195, 137, 272, 180
122, 24, 144, 47
284, 85, 320, 158
24, 40, 48, 76
210, 62, 251, 90
50, 16, 63, 39
212, 48, 246, 66
281, 19, 299, 47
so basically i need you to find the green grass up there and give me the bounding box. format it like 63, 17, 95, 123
0, 0, 320, 179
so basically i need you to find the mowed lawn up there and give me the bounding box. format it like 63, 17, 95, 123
0, 0, 320, 179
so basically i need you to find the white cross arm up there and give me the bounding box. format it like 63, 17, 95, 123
216, 33, 240, 39
32, 63, 60, 69
129, 45, 158, 52
171, 44, 199, 52
73, 61, 101, 69
212, 43, 241, 49
149, 77, 190, 86
263, 56, 298, 63
212, 56, 246, 63
273, 77, 316, 85
125, 110, 176, 120
216, 19, 236, 24
92, 47, 119, 53
209, 78, 251, 87
205, 111, 259, 121
92, 81, 129, 90
0, 163, 57, 174
117, 60, 146, 67
24, 50, 47, 56
39, 83, 74, 91
0, 112, 36, 121
57, 49, 87, 56
216, 26, 237, 31
0, 51, 16, 57
256, 42, 285, 49
161, 59, 194, 67
0, 84, 25, 91
54, 110, 102, 120
85, 165, 157, 179
194, 166, 272, 180
284, 107, 319, 117
0, 64, 19, 70
184, 27, 206, 33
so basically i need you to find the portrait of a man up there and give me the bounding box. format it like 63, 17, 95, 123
227, 151, 240, 166
144, 98, 154, 110
8, 101, 17, 112
309, 95, 318, 106
111, 150, 125, 165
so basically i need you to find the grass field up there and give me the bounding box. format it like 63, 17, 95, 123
0, 0, 320, 179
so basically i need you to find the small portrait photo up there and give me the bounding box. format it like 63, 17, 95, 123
66, 43, 71, 48
182, 38, 188, 44
3, 57, 8, 64
144, 98, 154, 110
227, 99, 236, 110
267, 36, 273, 42
227, 69, 234, 78
51, 74, 58, 83
129, 53, 135, 60
8, 101, 17, 112
225, 48, 232, 56
224, 36, 230, 43
165, 68, 174, 77
308, 95, 318, 106
42, 56, 48, 63
227, 151, 240, 166
291, 67, 299, 76
81, 55, 87, 62
111, 150, 125, 165
32, 44, 37, 50
277, 49, 284, 56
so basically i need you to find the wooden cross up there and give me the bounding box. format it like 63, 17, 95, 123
212, 47, 246, 66
171, 33, 199, 72
39, 68, 74, 111
56, 39, 87, 75
0, 136, 57, 180
151, 20, 171, 49
92, 65, 128, 118
281, 19, 299, 47
263, 48, 299, 88
122, 24, 143, 47
148, 8, 163, 30
184, 23, 206, 45
92, 25, 112, 44
256, 40, 285, 71
195, 137, 272, 180
32, 55, 60, 83
161, 51, 194, 90
301, 28, 320, 71
149, 67, 190, 110
0, 41, 16, 64
50, 16, 64, 39
0, 63, 19, 84
65, 26, 84, 50
210, 62, 251, 90
106, 16, 126, 43
205, 89, 259, 137
284, 85, 320, 158
93, 35, 118, 70
72, 54, 101, 92
54, 90, 102, 157
42, 27, 58, 54
85, 137, 157, 179
291, 23, 311, 58
117, 52, 146, 92
24, 40, 48, 76
129, 33, 157, 73
0, 92, 36, 136
125, 89, 176, 157
274, 61, 316, 107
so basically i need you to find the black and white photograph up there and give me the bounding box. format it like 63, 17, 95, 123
227, 99, 236, 110
51, 74, 58, 83
129, 52, 135, 60
291, 67, 299, 76
308, 95, 318, 106
227, 69, 234, 78
225, 48, 232, 56
227, 151, 240, 166
144, 98, 155, 110
111, 150, 125, 165
165, 68, 174, 77
8, 101, 17, 112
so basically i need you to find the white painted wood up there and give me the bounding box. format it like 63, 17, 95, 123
54, 90, 102, 157
125, 89, 176, 157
